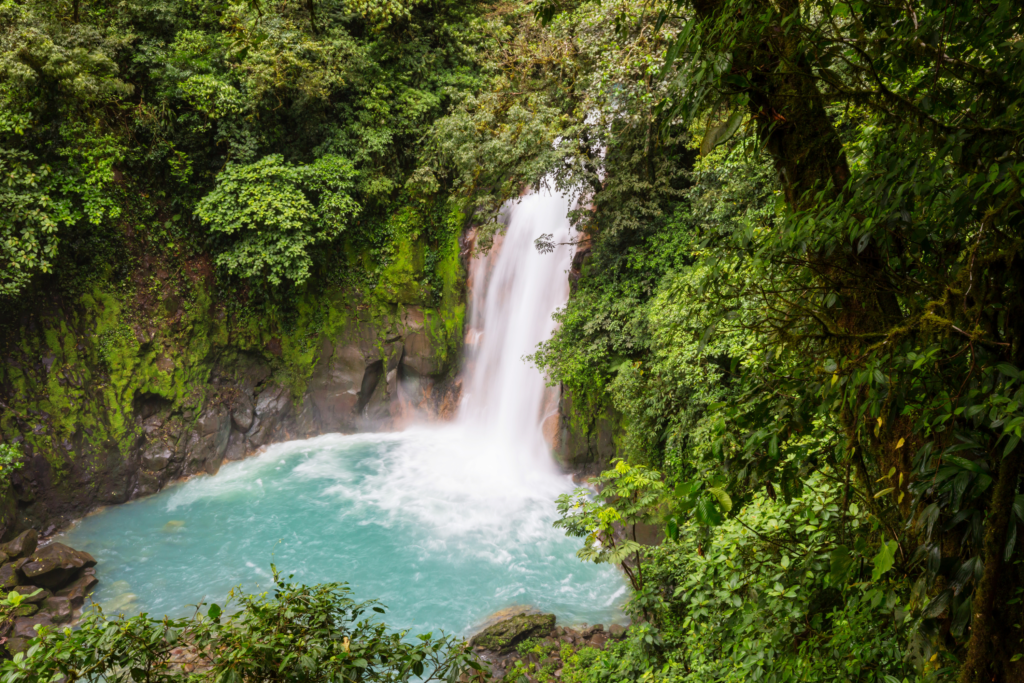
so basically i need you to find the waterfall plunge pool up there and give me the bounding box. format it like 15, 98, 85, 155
60, 426, 628, 635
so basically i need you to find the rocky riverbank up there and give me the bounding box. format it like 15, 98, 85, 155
0, 529, 98, 656
468, 610, 627, 682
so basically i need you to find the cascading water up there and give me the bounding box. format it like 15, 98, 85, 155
60, 189, 625, 634
458, 190, 575, 467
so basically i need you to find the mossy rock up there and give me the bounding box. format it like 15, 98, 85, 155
10, 603, 37, 618
470, 613, 556, 654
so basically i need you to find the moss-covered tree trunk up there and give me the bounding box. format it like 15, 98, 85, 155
959, 450, 1022, 683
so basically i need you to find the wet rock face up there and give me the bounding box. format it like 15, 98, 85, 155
552, 390, 622, 477
139, 306, 461, 495
4, 298, 463, 537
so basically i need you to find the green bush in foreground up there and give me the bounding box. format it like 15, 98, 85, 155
0, 569, 481, 683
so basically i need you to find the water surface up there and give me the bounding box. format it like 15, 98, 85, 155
62, 428, 626, 635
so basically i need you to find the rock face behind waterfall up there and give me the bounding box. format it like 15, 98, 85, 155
0, 292, 463, 537
0, 529, 99, 656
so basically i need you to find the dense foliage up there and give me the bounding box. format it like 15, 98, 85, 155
4, 0, 1024, 681
506, 0, 1024, 681
0, 0, 491, 311
0, 570, 479, 682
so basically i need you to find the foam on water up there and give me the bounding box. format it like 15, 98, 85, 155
60, 186, 626, 635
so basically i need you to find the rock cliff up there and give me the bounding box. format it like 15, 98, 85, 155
0, 229, 467, 537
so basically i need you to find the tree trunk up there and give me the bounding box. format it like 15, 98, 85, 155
959, 449, 1022, 683
307, 0, 319, 35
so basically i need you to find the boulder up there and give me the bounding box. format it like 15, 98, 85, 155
223, 430, 247, 462
231, 393, 255, 432
12, 613, 54, 639
255, 385, 290, 419
40, 595, 72, 623
4, 637, 30, 655
13, 585, 50, 604
469, 613, 556, 654
10, 603, 38, 618
608, 623, 627, 639
0, 529, 38, 559
56, 571, 98, 608
0, 562, 21, 589
17, 543, 97, 589
141, 444, 174, 472
247, 385, 291, 447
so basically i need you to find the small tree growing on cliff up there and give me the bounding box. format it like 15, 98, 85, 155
0, 444, 24, 489
554, 460, 666, 592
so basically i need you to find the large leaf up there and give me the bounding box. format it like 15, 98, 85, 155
707, 487, 733, 513
700, 110, 744, 157
696, 495, 724, 526
830, 545, 855, 586
871, 539, 898, 582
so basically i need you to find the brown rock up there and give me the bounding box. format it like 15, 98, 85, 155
0, 529, 38, 559
13, 613, 54, 639
141, 444, 173, 472
588, 633, 608, 649
13, 585, 50, 603
41, 596, 72, 624
231, 393, 255, 432
56, 571, 99, 608
608, 624, 627, 639
223, 430, 247, 461
0, 563, 21, 589
4, 637, 30, 655
17, 543, 97, 589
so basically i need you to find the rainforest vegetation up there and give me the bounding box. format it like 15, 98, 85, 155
2, 0, 1024, 681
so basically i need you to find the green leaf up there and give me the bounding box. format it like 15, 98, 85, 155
700, 109, 745, 157
208, 604, 221, 620
871, 539, 898, 582
696, 495, 724, 526
997, 363, 1021, 380
830, 545, 854, 586
707, 487, 733, 513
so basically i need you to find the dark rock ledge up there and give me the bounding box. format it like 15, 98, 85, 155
467, 610, 628, 682
0, 529, 98, 656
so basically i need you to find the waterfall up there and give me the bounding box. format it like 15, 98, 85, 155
61, 186, 627, 634
457, 190, 575, 467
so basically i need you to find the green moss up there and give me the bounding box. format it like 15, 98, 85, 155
469, 613, 556, 653
0, 200, 469, 494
